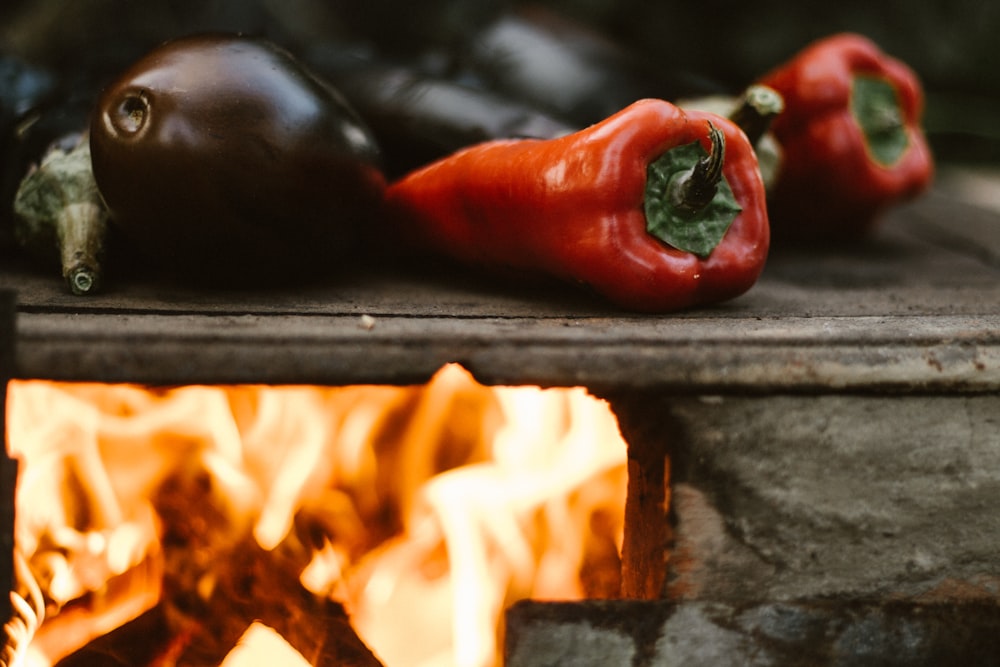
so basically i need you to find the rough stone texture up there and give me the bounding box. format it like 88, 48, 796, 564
660, 394, 1000, 603
505, 599, 1000, 667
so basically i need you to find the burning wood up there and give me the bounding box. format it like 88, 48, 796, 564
154, 457, 382, 666
4, 364, 628, 667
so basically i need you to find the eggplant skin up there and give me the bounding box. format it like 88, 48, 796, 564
90, 33, 386, 285
465, 6, 720, 128
319, 58, 579, 179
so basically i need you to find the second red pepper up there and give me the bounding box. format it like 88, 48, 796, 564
758, 33, 934, 241
382, 99, 769, 313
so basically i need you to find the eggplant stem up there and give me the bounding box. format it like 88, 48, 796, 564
58, 202, 106, 295
68, 268, 98, 295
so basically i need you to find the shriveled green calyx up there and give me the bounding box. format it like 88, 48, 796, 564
851, 75, 909, 167
644, 122, 742, 258
13, 134, 109, 295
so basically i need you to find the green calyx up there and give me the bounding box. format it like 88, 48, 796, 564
851, 75, 910, 167
644, 123, 742, 258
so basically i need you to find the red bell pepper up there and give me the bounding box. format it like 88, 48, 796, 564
382, 99, 769, 312
758, 33, 933, 240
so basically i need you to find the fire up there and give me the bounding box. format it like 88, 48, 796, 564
3, 364, 628, 667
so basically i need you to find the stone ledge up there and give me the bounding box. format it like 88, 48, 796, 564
505, 599, 1000, 667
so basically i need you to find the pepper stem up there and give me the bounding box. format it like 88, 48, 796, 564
645, 121, 743, 257
729, 85, 784, 146
668, 121, 725, 216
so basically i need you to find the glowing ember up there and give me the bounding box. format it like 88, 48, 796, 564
3, 364, 628, 666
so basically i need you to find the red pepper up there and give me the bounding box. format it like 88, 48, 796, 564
758, 33, 934, 241
383, 99, 769, 313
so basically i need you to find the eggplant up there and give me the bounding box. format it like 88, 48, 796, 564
13, 133, 108, 294
312, 4, 720, 177
315, 51, 578, 178
89, 34, 386, 286
464, 5, 723, 127
1, 54, 115, 293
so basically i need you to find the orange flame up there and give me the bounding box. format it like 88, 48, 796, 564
4, 364, 628, 666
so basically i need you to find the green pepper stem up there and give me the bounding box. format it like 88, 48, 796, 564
729, 85, 784, 146
669, 121, 725, 215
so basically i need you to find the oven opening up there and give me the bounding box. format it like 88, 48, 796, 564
3, 363, 638, 667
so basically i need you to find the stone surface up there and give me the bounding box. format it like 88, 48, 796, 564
505, 599, 1000, 667
659, 394, 1000, 603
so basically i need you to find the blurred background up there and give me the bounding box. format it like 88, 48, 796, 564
2, 0, 998, 163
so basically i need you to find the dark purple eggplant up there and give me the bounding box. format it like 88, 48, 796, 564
89, 34, 386, 285
315, 51, 578, 178
13, 133, 109, 295
2, 54, 115, 293
464, 5, 722, 127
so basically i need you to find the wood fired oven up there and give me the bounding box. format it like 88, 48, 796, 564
3, 181, 1000, 665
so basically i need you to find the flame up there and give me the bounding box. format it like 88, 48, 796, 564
3, 364, 628, 667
